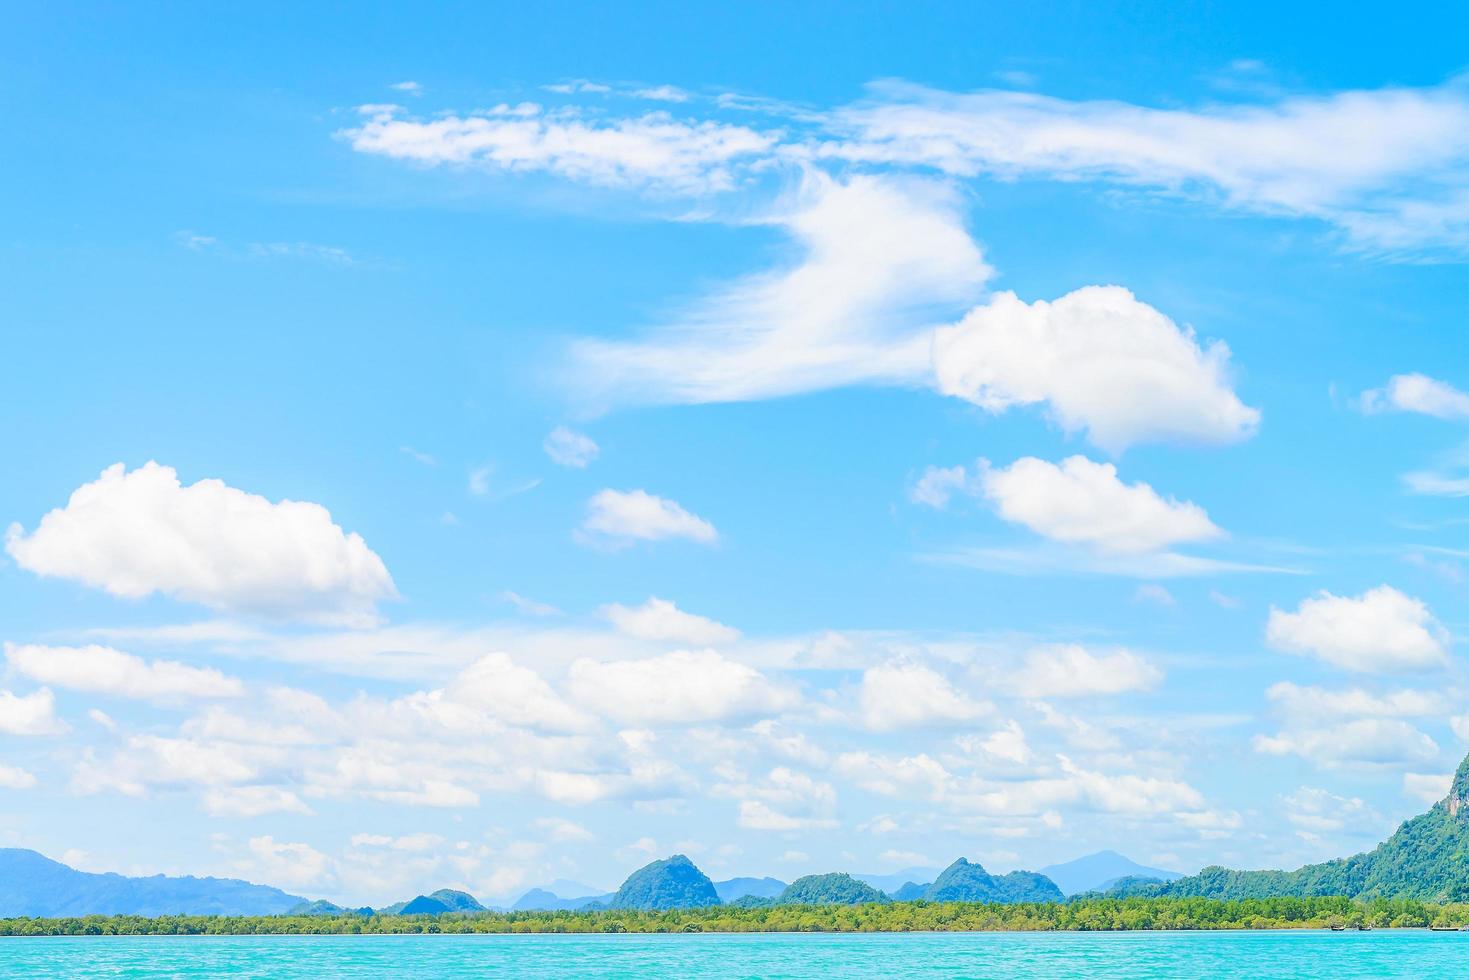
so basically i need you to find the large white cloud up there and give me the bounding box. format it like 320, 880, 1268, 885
5, 462, 396, 626
5, 643, 243, 702
566, 650, 797, 726
601, 597, 739, 645
934, 287, 1259, 451
570, 173, 992, 405
1266, 585, 1449, 672
857, 661, 989, 731
978, 455, 1223, 553
580, 489, 718, 545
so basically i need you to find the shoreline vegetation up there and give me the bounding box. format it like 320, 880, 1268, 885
5, 897, 1469, 936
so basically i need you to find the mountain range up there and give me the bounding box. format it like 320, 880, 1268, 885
1038, 850, 1183, 896
23, 759, 1469, 920
0, 849, 304, 917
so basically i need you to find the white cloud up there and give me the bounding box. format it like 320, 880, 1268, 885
1010, 645, 1162, 698
0, 688, 66, 736
934, 287, 1258, 451
1402, 470, 1469, 497
978, 456, 1223, 553
242, 836, 334, 889
6, 643, 243, 702
500, 591, 562, 616
1265, 681, 1447, 720
543, 427, 600, 467
569, 173, 991, 406
601, 597, 739, 645
1266, 585, 1449, 672
827, 80, 1469, 253
858, 661, 989, 731
441, 653, 593, 733
580, 489, 718, 545
344, 103, 775, 194
1362, 373, 1469, 419
834, 751, 953, 800
203, 786, 314, 818
1254, 719, 1439, 767
535, 817, 595, 842
1134, 584, 1176, 606
567, 650, 797, 726
1404, 772, 1453, 805
967, 720, 1032, 764
909, 464, 974, 509
634, 85, 690, 103
0, 765, 36, 790
74, 735, 263, 796
389, 80, 422, 94
1281, 786, 1378, 837
5, 462, 396, 626
737, 800, 837, 831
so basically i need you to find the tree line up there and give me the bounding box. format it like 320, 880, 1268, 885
3, 896, 1469, 936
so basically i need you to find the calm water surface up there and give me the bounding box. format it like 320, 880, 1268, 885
0, 930, 1465, 978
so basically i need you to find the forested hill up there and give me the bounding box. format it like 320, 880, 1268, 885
1109, 752, 1469, 903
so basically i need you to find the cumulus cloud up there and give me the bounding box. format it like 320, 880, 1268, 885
857, 661, 989, 731
1010, 645, 1162, 698
1361, 373, 1469, 420
5, 643, 243, 702
1266, 585, 1449, 672
601, 597, 739, 645
567, 650, 797, 726
1254, 719, 1439, 767
570, 173, 992, 406
543, 426, 600, 467
934, 287, 1258, 451
441, 653, 594, 733
580, 489, 718, 546
343, 102, 776, 194
0, 688, 66, 736
978, 455, 1223, 553
5, 462, 396, 626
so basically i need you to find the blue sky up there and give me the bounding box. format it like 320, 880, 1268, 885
4, 2, 1469, 903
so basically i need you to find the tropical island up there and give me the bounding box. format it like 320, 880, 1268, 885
8, 753, 1469, 936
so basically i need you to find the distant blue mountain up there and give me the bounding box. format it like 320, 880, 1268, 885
713, 876, 787, 902
853, 867, 941, 895
510, 887, 613, 911
1037, 851, 1183, 896
0, 848, 305, 917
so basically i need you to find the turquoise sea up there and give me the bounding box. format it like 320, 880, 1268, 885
2, 930, 1467, 978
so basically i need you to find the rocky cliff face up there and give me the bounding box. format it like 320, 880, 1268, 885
1446, 754, 1469, 818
